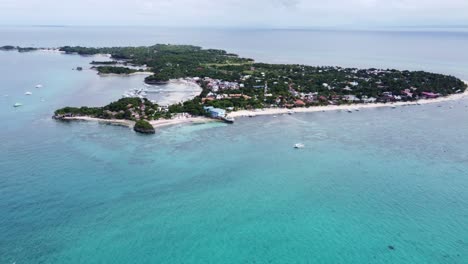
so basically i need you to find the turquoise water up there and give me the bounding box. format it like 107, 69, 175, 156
1, 29, 468, 263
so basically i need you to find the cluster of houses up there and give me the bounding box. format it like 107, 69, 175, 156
199, 77, 240, 92
283, 90, 440, 106
203, 106, 226, 118
202, 92, 252, 103
195, 77, 255, 103
285, 80, 441, 106
194, 72, 443, 112
203, 106, 234, 123
102, 102, 151, 120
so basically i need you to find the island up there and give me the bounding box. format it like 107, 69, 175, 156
93, 66, 138, 75
134, 120, 155, 134
1, 45, 38, 52
24, 44, 465, 133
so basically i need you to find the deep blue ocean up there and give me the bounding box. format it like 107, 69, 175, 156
1, 27, 468, 263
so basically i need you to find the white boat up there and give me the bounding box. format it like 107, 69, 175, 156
36, 84, 43, 88
391, 105, 396, 109
294, 143, 305, 149
222, 117, 235, 123
13, 103, 23, 107
288, 111, 294, 115
347, 109, 353, 113
25, 92, 32, 95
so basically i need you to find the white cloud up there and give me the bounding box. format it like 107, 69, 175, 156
0, 0, 467, 27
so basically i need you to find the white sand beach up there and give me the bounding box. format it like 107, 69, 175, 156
60, 116, 135, 127
60, 80, 468, 129
130, 72, 154, 76
227, 83, 468, 118
60, 116, 215, 129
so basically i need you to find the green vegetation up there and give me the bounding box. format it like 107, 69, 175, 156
17, 47, 38, 52
95, 66, 137, 75
58, 44, 253, 84
54, 106, 102, 116
55, 97, 167, 121
0, 45, 16, 51
54, 96, 209, 121
133, 120, 155, 134
58, 44, 465, 100
212, 63, 465, 100
90, 61, 118, 65
54, 44, 467, 125
0, 45, 37, 52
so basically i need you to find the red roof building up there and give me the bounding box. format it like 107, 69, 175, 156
294, 99, 306, 107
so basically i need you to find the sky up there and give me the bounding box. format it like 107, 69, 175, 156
1, 0, 467, 28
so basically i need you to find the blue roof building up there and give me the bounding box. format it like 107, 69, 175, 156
204, 106, 226, 118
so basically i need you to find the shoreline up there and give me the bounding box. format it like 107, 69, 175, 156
97, 71, 153, 77
57, 80, 468, 130
59, 116, 216, 129
227, 84, 468, 118
59, 116, 135, 127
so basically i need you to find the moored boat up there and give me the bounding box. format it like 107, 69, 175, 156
294, 143, 305, 149
221, 117, 235, 123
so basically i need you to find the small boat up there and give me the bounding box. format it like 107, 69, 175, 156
222, 117, 235, 123
288, 111, 294, 115
35, 84, 43, 88
294, 143, 305, 149
13, 103, 23, 107
25, 92, 32, 95
347, 109, 353, 113
391, 105, 396, 109
248, 114, 256, 118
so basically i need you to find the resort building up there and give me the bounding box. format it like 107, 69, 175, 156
204, 106, 226, 118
